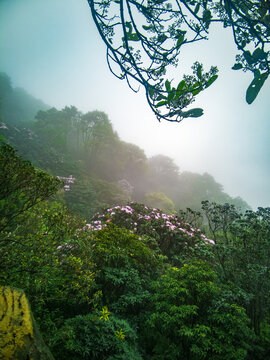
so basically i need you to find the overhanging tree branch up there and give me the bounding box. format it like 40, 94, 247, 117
87, 0, 270, 122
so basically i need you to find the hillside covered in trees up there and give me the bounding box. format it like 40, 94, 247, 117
1, 71, 270, 359
0, 74, 270, 360
1, 0, 270, 357
1, 140, 270, 360
0, 73, 249, 218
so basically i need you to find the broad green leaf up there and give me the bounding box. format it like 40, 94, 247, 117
182, 108, 204, 118
196, 64, 202, 79
167, 91, 175, 103
206, 74, 218, 88
177, 80, 186, 91
243, 51, 254, 65
232, 63, 243, 70
176, 34, 185, 48
127, 33, 140, 41
246, 73, 268, 104
165, 80, 171, 92
142, 25, 152, 30
194, 3, 200, 14
192, 88, 201, 96
252, 48, 267, 60
156, 94, 167, 101
158, 34, 168, 43
176, 30, 187, 36
155, 100, 168, 107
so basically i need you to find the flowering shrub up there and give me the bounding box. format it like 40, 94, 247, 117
88, 203, 214, 264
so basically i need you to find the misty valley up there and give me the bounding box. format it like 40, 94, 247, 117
1, 72, 270, 360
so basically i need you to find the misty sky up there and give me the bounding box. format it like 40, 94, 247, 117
0, 0, 269, 209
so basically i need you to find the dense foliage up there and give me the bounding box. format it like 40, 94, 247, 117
0, 141, 270, 359
1, 73, 269, 359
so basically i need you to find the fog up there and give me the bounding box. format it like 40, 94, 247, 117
0, 0, 269, 209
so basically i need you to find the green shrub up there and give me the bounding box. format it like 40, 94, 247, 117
52, 310, 142, 360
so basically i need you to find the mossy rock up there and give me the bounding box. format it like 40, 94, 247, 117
0, 286, 54, 360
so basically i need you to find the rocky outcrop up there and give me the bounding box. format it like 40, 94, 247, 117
0, 286, 54, 360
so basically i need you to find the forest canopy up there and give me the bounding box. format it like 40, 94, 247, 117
1, 140, 269, 359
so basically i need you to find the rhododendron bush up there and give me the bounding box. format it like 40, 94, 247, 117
87, 203, 214, 265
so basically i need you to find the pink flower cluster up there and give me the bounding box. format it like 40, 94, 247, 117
56, 242, 77, 264
88, 203, 214, 245
106, 205, 134, 215
85, 220, 108, 231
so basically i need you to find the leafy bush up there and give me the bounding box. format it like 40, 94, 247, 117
90, 203, 214, 265
52, 310, 142, 360
145, 262, 253, 360
87, 223, 161, 318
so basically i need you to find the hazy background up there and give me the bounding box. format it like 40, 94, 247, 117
0, 0, 269, 209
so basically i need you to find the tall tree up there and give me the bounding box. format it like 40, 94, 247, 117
0, 143, 61, 232
202, 201, 270, 338
146, 263, 252, 359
